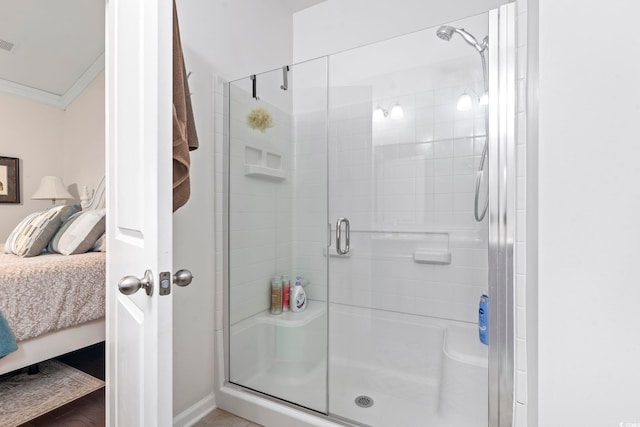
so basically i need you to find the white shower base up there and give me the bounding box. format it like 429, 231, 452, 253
226, 301, 488, 427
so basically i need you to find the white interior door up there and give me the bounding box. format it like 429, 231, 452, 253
105, 0, 173, 425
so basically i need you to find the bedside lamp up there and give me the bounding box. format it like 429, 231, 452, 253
32, 176, 74, 205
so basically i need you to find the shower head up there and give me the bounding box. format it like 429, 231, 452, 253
436, 25, 455, 42
436, 25, 487, 53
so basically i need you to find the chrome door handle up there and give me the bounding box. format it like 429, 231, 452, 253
118, 269, 153, 296
174, 269, 194, 287
336, 217, 350, 255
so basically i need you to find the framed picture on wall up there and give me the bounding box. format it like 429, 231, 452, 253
0, 156, 20, 204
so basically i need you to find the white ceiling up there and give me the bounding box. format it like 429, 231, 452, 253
0, 0, 105, 96
0, 0, 324, 100
281, 0, 326, 14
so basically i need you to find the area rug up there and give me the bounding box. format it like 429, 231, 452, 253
0, 359, 104, 427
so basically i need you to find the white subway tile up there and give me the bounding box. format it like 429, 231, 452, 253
434, 175, 454, 194
517, 210, 526, 242
415, 91, 435, 108
474, 136, 487, 155
453, 156, 476, 175
517, 144, 527, 177
434, 193, 454, 212
434, 139, 454, 158
514, 402, 528, 427
434, 105, 454, 123
516, 338, 528, 372
517, 47, 527, 80
416, 142, 434, 159
517, 79, 526, 113
434, 121, 454, 140
517, 12, 528, 48
453, 174, 475, 193
517, 307, 527, 340
516, 242, 526, 275
516, 274, 526, 308
516, 177, 526, 211
434, 87, 453, 106
434, 158, 453, 176
516, 371, 528, 404
517, 112, 527, 145
453, 137, 474, 157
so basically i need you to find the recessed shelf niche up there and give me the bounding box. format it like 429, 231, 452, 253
243, 145, 286, 181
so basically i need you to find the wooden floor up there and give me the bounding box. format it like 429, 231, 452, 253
5, 342, 262, 427
18, 342, 106, 427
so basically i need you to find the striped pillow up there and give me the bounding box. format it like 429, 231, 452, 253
48, 209, 106, 255
4, 212, 40, 254
12, 204, 80, 257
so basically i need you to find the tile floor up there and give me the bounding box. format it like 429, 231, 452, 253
196, 409, 264, 427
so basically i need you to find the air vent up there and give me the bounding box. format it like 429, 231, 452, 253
0, 38, 15, 52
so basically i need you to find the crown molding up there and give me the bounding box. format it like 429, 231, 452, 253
0, 53, 105, 110
0, 78, 64, 108
60, 53, 105, 109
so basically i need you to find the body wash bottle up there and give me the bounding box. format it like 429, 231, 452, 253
479, 293, 488, 345
290, 276, 307, 312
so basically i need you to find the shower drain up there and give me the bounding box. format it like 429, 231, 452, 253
354, 395, 374, 408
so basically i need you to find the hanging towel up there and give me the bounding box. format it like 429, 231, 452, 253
172, 0, 199, 212
0, 310, 17, 358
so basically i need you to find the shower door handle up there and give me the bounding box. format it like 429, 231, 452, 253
336, 217, 350, 255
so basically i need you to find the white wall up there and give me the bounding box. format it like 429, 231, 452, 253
293, 0, 506, 63
177, 0, 293, 83
535, 0, 640, 425
0, 93, 64, 240
62, 72, 105, 199
172, 0, 295, 420
0, 75, 105, 242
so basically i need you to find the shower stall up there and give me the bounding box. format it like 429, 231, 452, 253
223, 5, 515, 427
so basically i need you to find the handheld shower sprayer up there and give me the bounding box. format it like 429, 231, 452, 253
436, 24, 490, 222
436, 25, 488, 53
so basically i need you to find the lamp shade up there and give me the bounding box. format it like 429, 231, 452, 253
32, 176, 74, 204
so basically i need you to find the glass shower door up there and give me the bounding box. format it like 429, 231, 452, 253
327, 13, 490, 427
227, 59, 329, 413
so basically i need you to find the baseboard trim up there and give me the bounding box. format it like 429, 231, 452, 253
173, 392, 217, 427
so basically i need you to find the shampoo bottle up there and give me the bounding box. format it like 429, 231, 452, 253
270, 275, 283, 315
290, 276, 307, 312
282, 275, 291, 312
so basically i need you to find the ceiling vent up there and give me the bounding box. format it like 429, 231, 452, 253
0, 38, 15, 53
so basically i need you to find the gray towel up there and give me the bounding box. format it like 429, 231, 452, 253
0, 311, 17, 358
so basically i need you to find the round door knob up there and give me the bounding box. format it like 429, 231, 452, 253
174, 269, 193, 287
118, 270, 153, 296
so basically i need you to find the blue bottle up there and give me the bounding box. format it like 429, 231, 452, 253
479, 294, 489, 345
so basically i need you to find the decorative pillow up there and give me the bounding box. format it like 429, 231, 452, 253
12, 204, 80, 257
4, 212, 40, 254
90, 233, 106, 252
48, 209, 106, 256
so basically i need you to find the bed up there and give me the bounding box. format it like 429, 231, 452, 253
0, 178, 106, 376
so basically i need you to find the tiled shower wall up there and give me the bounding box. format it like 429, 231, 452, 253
291, 108, 328, 303
286, 50, 490, 324
227, 86, 293, 324
514, 0, 529, 425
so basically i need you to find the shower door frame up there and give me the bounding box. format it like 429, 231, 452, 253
220, 4, 517, 427
488, 4, 516, 427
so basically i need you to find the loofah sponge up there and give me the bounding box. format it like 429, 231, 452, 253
246, 107, 273, 132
